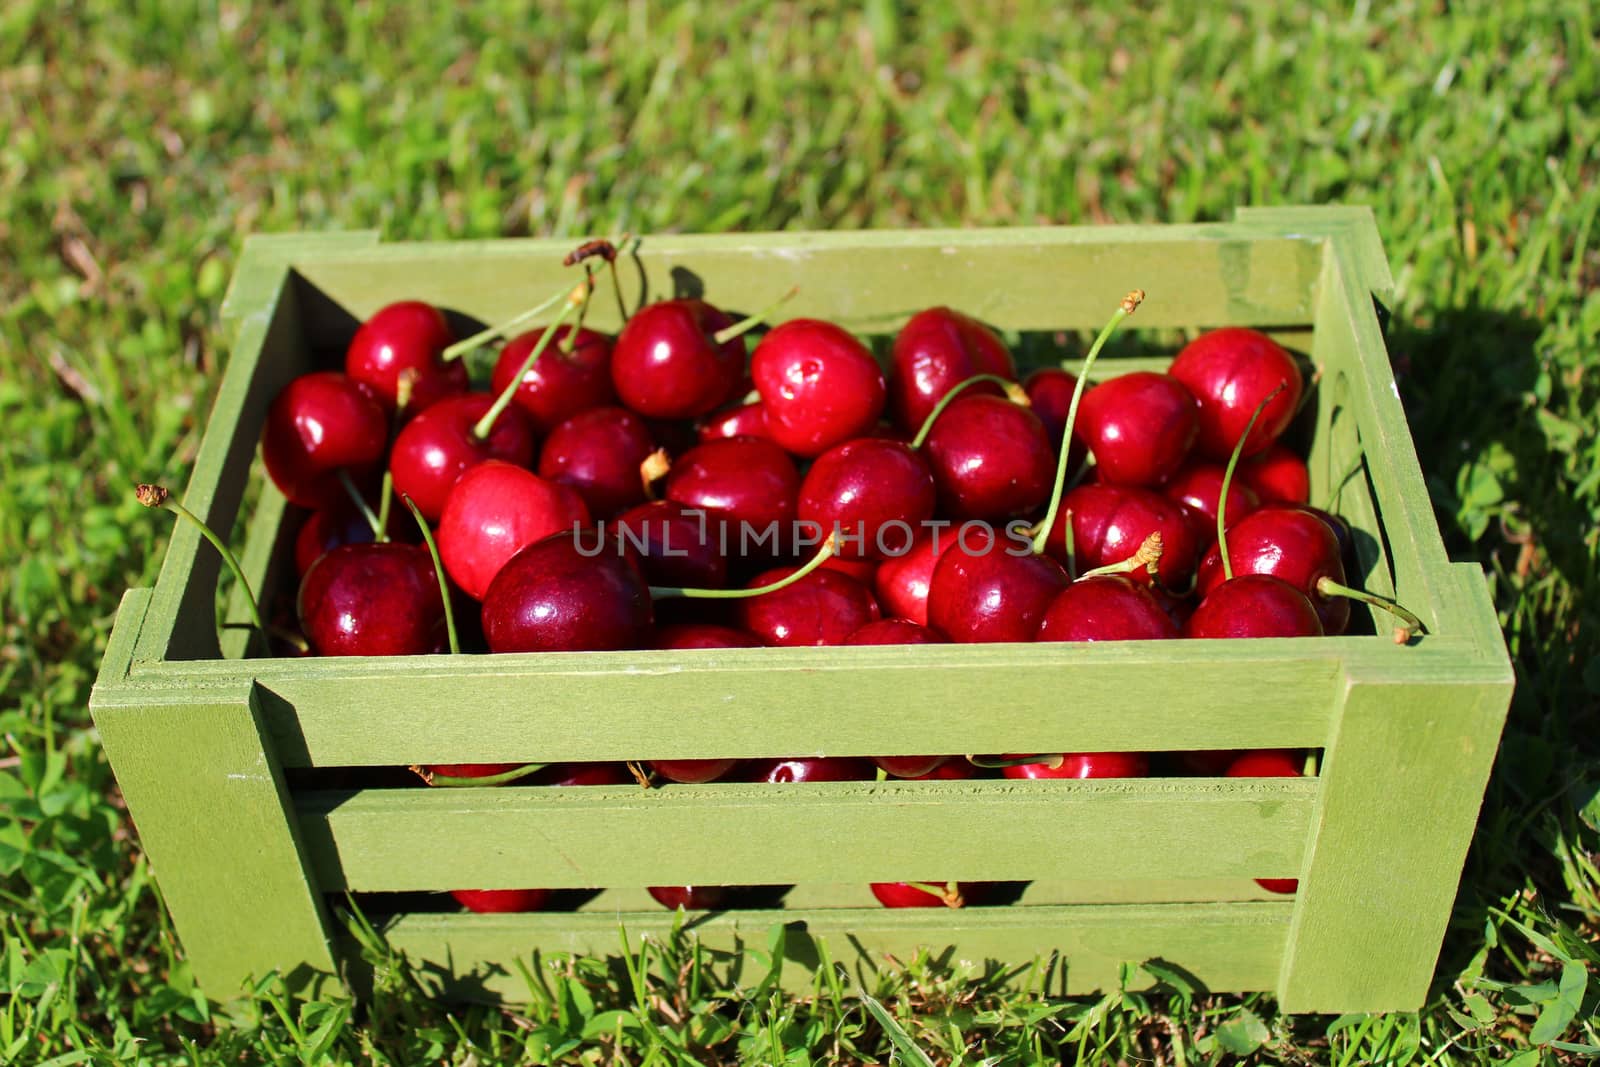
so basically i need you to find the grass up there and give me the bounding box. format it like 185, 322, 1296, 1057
2, 0, 1597, 1062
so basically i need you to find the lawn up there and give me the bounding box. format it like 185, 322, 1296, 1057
2, 1, 1597, 1063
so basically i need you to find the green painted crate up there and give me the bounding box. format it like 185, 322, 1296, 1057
90, 206, 1512, 1013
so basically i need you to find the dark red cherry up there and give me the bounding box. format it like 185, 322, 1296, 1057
1036, 576, 1178, 642
752, 319, 886, 457
1303, 506, 1356, 567
532, 762, 634, 787
613, 500, 727, 590
874, 532, 959, 627
742, 757, 876, 783
1184, 575, 1323, 639
344, 301, 466, 415
821, 555, 879, 585
889, 307, 1016, 433
536, 406, 656, 519
873, 755, 949, 778
1173, 750, 1242, 776
389, 393, 538, 521
649, 759, 739, 784
489, 325, 616, 434
648, 885, 731, 910
261, 372, 388, 508
927, 524, 1069, 644
610, 299, 744, 418
924, 395, 1054, 520
697, 400, 770, 442
656, 623, 760, 649
438, 462, 592, 601
1195, 507, 1349, 635
736, 566, 879, 647
1074, 372, 1199, 487
297, 543, 445, 656
1163, 461, 1261, 538
1022, 368, 1078, 447
1001, 752, 1150, 779
427, 761, 520, 780
664, 436, 800, 558
293, 496, 407, 577
798, 438, 935, 561
1169, 328, 1304, 460
870, 881, 988, 908
451, 888, 551, 913
1045, 484, 1201, 590
482, 530, 653, 652
844, 619, 945, 644
1226, 750, 1305, 893
1239, 445, 1310, 506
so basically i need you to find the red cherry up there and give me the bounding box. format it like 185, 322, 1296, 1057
293, 495, 417, 576
1239, 444, 1310, 506
873, 755, 950, 778
344, 301, 465, 415
1226, 750, 1305, 893
427, 762, 519, 779
873, 532, 959, 627
1036, 576, 1178, 642
655, 623, 760, 649
870, 882, 988, 908
844, 619, 944, 644
1001, 752, 1150, 779
537, 406, 656, 519
736, 566, 879, 647
649, 759, 739, 784
927, 524, 1069, 644
909, 759, 983, 780
742, 757, 877, 783
1169, 328, 1303, 460
1195, 507, 1349, 635
1184, 575, 1324, 639
1044, 484, 1201, 590
889, 307, 1016, 433
798, 438, 935, 561
1022, 368, 1078, 448
820, 555, 879, 584
297, 543, 445, 656
664, 436, 800, 560
613, 500, 727, 590
648, 885, 730, 910
752, 319, 886, 457
1173, 750, 1242, 776
532, 762, 634, 787
261, 372, 388, 508
451, 888, 551, 913
697, 400, 770, 442
1074, 372, 1199, 487
610, 299, 744, 418
438, 462, 591, 601
489, 325, 616, 434
924, 395, 1055, 520
482, 530, 653, 652
389, 393, 538, 521
1163, 461, 1261, 539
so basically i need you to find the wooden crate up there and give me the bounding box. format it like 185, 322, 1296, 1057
90, 207, 1512, 1013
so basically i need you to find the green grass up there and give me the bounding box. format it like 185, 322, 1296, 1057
2, 0, 1597, 1062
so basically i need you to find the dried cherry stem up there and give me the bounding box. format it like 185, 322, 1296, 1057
908, 374, 1030, 450
966, 753, 1065, 770
472, 283, 587, 440
639, 449, 671, 500
1217, 382, 1287, 581
410, 763, 549, 788
402, 494, 459, 656
441, 286, 569, 363
561, 264, 598, 354
1315, 578, 1426, 644
375, 371, 414, 538
1029, 290, 1144, 555
135, 484, 270, 651
902, 881, 966, 908
337, 470, 385, 542
1076, 531, 1163, 582
626, 760, 654, 789
711, 287, 801, 345
651, 532, 838, 600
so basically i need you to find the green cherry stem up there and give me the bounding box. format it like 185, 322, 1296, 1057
402, 494, 458, 656
441, 287, 569, 363
650, 533, 837, 600
1216, 383, 1287, 582
135, 484, 272, 651
711, 286, 801, 346
472, 284, 586, 440
411, 763, 550, 788
1315, 577, 1426, 644
336, 469, 385, 541
1076, 531, 1163, 582
1029, 289, 1145, 555
900, 881, 965, 908
562, 264, 598, 355
908, 374, 1031, 450
966, 753, 1065, 770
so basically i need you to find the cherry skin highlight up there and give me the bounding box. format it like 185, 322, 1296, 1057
344, 300, 465, 415
648, 886, 731, 910
664, 436, 800, 559
1001, 752, 1150, 779
1195, 506, 1350, 635
490, 325, 617, 434
482, 530, 653, 653
927, 524, 1069, 644
389, 393, 538, 521
610, 299, 745, 418
697, 400, 770, 442
742, 757, 877, 783
1184, 575, 1323, 639
924, 395, 1055, 520
752, 319, 886, 457
1035, 576, 1179, 642
1074, 371, 1199, 488
261, 371, 388, 508
297, 543, 445, 656
537, 406, 657, 519
889, 307, 1016, 433
737, 566, 880, 647
1169, 327, 1304, 460
798, 437, 936, 561
438, 461, 592, 601
1226, 750, 1305, 893
874, 532, 959, 627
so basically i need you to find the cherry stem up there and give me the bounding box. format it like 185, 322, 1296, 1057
562, 265, 597, 355
441, 287, 568, 363
1029, 290, 1144, 555
402, 494, 458, 656
1077, 531, 1163, 582
908, 375, 1030, 450
626, 760, 654, 788
375, 471, 395, 541
1217, 382, 1287, 582
1063, 508, 1077, 580
608, 235, 633, 325
1315, 577, 1426, 644
711, 287, 800, 346
966, 753, 1065, 770
377, 372, 415, 538
640, 449, 671, 500
650, 533, 837, 600
336, 469, 385, 541
902, 881, 965, 908
410, 763, 549, 788
1302, 751, 1320, 777
472, 284, 586, 440
135, 484, 268, 652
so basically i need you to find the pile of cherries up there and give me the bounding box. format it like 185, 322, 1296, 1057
149, 245, 1420, 914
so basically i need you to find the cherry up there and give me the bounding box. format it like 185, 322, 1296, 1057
742, 757, 877, 783
927, 523, 1069, 643
736, 565, 879, 647
451, 889, 551, 913
1226, 750, 1305, 893
1169, 328, 1303, 461
1195, 506, 1349, 635
752, 319, 886, 457
1239, 444, 1311, 506
820, 555, 879, 584
648, 885, 731, 910
1074, 372, 1199, 487
1022, 368, 1077, 446
649, 759, 740, 784
1184, 575, 1323, 639
873, 755, 950, 778
427, 761, 520, 780
873, 532, 959, 627
488, 325, 617, 434
870, 881, 988, 908
889, 307, 1016, 433
261, 372, 388, 508
482, 529, 652, 652
297, 543, 445, 656
1044, 484, 1200, 590
293, 495, 413, 577
1163, 461, 1261, 540
534, 762, 634, 787
1001, 752, 1150, 779
389, 393, 538, 521
344, 301, 466, 415
536, 406, 656, 519
438, 461, 592, 601
1303, 506, 1356, 565
612, 500, 727, 590
1172, 750, 1242, 776
923, 395, 1054, 520
844, 619, 944, 644
664, 436, 800, 559
697, 399, 770, 442
655, 622, 760, 649
1035, 576, 1178, 642
609, 299, 745, 418
798, 438, 935, 560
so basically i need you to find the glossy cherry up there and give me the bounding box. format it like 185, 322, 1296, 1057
873, 532, 959, 627
438, 461, 592, 601
389, 393, 538, 521
820, 555, 879, 585
648, 885, 731, 910
923, 395, 1055, 520
344, 300, 466, 415
664, 436, 800, 558
1239, 444, 1311, 506
1226, 750, 1305, 893
297, 543, 445, 656
1195, 507, 1349, 635
613, 500, 727, 590
889, 307, 1016, 433
927, 523, 1069, 644
1184, 575, 1323, 639
537, 406, 656, 519
261, 372, 388, 508
1022, 368, 1077, 446
844, 619, 945, 644
655, 622, 760, 649
489, 325, 616, 434
1044, 484, 1200, 590
697, 400, 770, 442
1074, 371, 1199, 487
1169, 328, 1304, 460
1001, 752, 1150, 779
742, 757, 877, 783
870, 881, 989, 908
451, 888, 551, 913
293, 495, 415, 576
752, 319, 886, 457
798, 438, 935, 561
1163, 461, 1260, 539
1035, 576, 1178, 642
609, 299, 744, 418
482, 530, 653, 652
736, 566, 879, 647
649, 759, 740, 784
